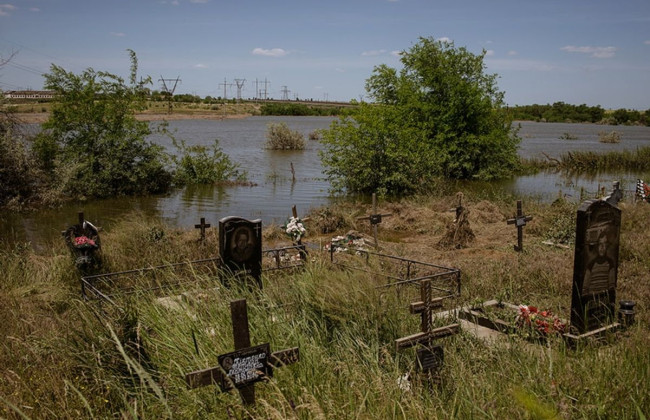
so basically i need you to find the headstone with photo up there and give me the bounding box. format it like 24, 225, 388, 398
219, 217, 263, 289
569, 199, 621, 335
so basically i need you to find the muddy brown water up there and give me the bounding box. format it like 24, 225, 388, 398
2, 117, 649, 251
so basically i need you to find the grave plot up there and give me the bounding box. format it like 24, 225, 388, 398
325, 234, 462, 382
80, 215, 310, 309
459, 192, 637, 348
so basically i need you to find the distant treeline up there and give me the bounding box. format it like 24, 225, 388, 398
508, 102, 650, 126
260, 102, 347, 116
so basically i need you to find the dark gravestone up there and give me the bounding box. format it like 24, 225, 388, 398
219, 217, 263, 289
570, 200, 621, 334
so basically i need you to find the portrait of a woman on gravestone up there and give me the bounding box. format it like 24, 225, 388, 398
582, 230, 616, 295
231, 226, 255, 263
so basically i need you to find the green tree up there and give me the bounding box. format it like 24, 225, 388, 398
320, 37, 520, 194
34, 50, 172, 198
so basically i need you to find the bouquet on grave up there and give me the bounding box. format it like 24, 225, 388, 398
325, 233, 368, 253
282, 217, 306, 242
73, 235, 97, 249
516, 305, 567, 336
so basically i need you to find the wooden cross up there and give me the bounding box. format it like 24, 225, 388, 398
184, 299, 299, 406
194, 217, 211, 241
395, 279, 459, 378
395, 279, 459, 352
356, 193, 392, 248
506, 200, 533, 252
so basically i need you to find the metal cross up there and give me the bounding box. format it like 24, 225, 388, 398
194, 217, 211, 241
506, 200, 533, 252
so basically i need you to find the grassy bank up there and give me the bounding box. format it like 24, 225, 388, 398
1, 195, 649, 418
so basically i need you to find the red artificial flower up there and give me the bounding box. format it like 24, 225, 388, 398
74, 236, 96, 247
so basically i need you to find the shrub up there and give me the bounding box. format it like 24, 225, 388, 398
37, 50, 172, 198
599, 131, 621, 143
171, 138, 245, 185
265, 122, 306, 150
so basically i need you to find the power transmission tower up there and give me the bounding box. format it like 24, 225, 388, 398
261, 78, 270, 101
280, 85, 290, 101
234, 78, 246, 101
159, 76, 181, 114
218, 77, 233, 102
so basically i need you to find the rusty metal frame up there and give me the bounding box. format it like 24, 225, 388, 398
80, 245, 308, 305
330, 247, 461, 300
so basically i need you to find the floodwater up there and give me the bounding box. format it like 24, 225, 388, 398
2, 117, 650, 250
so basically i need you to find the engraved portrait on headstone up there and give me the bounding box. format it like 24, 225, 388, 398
219, 217, 262, 288
570, 200, 621, 334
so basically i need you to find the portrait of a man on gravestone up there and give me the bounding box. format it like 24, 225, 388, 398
582, 229, 616, 295
231, 226, 255, 263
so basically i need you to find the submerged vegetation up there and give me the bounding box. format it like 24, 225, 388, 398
1, 195, 649, 418
265, 122, 306, 150
522, 146, 650, 173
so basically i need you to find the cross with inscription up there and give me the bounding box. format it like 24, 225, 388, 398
395, 279, 459, 375
356, 193, 392, 249
506, 200, 533, 252
194, 217, 211, 241
184, 299, 299, 406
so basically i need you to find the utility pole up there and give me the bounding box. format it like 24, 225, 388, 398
158, 75, 181, 114
234, 78, 246, 102
280, 85, 290, 101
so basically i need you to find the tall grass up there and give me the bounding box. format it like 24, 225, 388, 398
1, 197, 649, 418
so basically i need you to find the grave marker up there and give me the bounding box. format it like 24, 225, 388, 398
506, 200, 533, 252
194, 217, 211, 241
569, 199, 621, 334
395, 279, 459, 377
219, 217, 263, 288
356, 193, 392, 248
62, 211, 101, 270
185, 299, 299, 406
290, 205, 309, 260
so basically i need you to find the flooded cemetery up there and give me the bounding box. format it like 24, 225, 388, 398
2, 154, 650, 417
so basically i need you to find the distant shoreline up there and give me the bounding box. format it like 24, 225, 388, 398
14, 112, 254, 124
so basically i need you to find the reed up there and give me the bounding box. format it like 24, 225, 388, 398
521, 146, 650, 172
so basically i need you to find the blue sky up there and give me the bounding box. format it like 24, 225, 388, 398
1, 0, 649, 109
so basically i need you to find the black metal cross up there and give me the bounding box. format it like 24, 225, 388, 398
194, 217, 211, 241
356, 193, 392, 248
506, 200, 533, 252
184, 299, 299, 406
